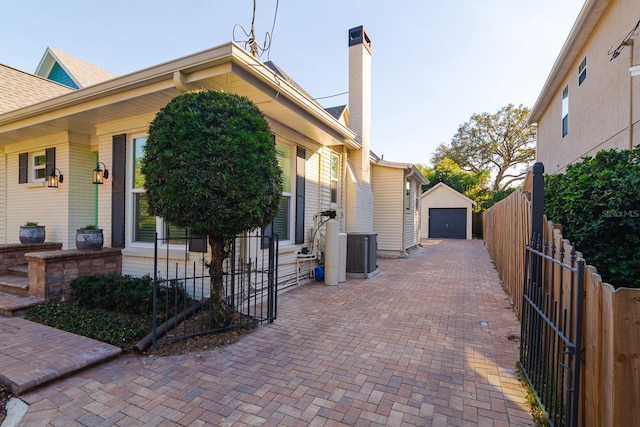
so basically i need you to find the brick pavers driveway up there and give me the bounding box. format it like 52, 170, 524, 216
19, 239, 532, 426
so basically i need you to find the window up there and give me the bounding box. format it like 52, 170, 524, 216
578, 57, 587, 86
33, 153, 46, 181
129, 136, 186, 245
562, 85, 569, 138
330, 153, 340, 204
405, 180, 411, 210
273, 143, 292, 241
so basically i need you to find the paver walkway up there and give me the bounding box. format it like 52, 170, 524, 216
13, 239, 533, 426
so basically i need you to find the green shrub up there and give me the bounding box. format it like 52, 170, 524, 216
70, 274, 192, 315
27, 302, 148, 347
545, 147, 640, 288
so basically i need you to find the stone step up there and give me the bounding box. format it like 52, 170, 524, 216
0, 291, 42, 317
7, 264, 28, 277
0, 273, 29, 297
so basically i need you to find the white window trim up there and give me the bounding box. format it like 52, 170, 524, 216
32, 151, 46, 183
126, 134, 186, 249
276, 140, 294, 246
330, 152, 340, 207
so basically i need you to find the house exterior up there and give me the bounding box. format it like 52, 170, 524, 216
420, 183, 476, 240
371, 156, 428, 257
529, 0, 640, 174
0, 26, 416, 290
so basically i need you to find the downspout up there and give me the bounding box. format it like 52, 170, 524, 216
401, 167, 416, 257
342, 144, 348, 233
173, 71, 189, 93
629, 40, 635, 150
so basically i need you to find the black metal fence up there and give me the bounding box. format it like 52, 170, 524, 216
149, 232, 278, 348
520, 232, 585, 427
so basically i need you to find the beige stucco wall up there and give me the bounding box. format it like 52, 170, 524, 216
420, 185, 473, 240
536, 0, 640, 174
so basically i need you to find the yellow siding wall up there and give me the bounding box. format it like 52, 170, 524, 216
0, 147, 5, 243
405, 178, 421, 249
4, 132, 92, 248
372, 166, 402, 255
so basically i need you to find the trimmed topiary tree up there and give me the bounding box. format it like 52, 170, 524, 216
545, 147, 640, 288
142, 90, 283, 305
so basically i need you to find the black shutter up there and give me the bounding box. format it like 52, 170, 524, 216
18, 153, 28, 183
45, 148, 56, 178
111, 134, 126, 248
295, 147, 306, 244
189, 233, 208, 253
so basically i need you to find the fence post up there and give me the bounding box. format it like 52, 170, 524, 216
531, 162, 544, 240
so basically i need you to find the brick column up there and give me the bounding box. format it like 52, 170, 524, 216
25, 248, 122, 301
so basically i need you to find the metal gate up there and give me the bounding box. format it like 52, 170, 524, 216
148, 232, 278, 349
520, 233, 585, 427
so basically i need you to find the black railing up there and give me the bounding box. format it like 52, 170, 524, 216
520, 233, 584, 427
150, 232, 278, 348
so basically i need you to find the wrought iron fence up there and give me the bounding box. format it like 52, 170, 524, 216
149, 232, 278, 348
520, 233, 585, 427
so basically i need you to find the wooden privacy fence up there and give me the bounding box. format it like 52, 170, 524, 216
483, 187, 640, 426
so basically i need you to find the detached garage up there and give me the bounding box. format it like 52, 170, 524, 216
420, 183, 476, 240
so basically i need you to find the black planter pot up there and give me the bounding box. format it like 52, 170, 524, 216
76, 229, 104, 250
19, 226, 46, 244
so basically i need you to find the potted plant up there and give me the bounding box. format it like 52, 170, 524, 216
19, 221, 46, 244
76, 224, 104, 250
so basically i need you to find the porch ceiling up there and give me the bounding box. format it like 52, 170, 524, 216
0, 43, 357, 149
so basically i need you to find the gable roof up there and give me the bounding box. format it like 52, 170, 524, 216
420, 182, 477, 206
0, 42, 359, 149
34, 47, 117, 89
0, 64, 74, 114
325, 105, 347, 120
371, 154, 429, 185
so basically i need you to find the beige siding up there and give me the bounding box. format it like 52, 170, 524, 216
0, 147, 5, 243
372, 166, 403, 255
4, 132, 94, 248
404, 178, 421, 249
535, 0, 640, 174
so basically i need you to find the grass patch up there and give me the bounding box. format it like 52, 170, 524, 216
516, 362, 549, 427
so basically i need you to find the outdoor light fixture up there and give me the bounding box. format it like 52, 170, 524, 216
92, 162, 109, 184
47, 168, 63, 188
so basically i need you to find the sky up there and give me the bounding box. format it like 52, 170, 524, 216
0, 0, 586, 164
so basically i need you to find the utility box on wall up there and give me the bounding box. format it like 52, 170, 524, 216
346, 233, 379, 278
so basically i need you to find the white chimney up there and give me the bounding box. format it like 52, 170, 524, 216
348, 25, 372, 183
345, 25, 375, 233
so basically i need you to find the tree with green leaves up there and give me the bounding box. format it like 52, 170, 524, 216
545, 147, 640, 288
431, 104, 536, 191
143, 90, 283, 306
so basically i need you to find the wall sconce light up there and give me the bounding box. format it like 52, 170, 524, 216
47, 168, 63, 188
93, 162, 109, 184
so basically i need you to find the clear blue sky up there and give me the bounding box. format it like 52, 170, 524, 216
0, 0, 585, 164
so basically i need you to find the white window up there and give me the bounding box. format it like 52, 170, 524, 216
562, 86, 569, 138
32, 153, 46, 181
405, 179, 411, 210
578, 57, 587, 86
273, 143, 292, 242
330, 153, 340, 205
128, 136, 185, 246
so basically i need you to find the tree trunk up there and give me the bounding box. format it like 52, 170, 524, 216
208, 236, 227, 307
